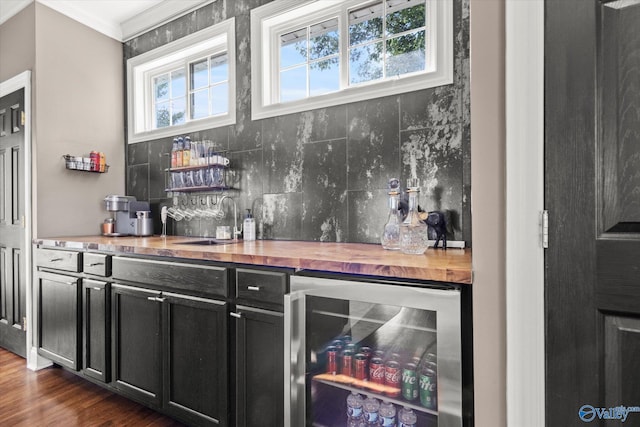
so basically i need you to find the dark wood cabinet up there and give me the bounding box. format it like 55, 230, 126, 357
234, 305, 284, 427
233, 267, 288, 427
37, 271, 81, 370
162, 292, 228, 427
82, 279, 110, 382
111, 284, 162, 407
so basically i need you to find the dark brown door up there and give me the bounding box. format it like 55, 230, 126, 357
0, 88, 26, 357
546, 0, 640, 425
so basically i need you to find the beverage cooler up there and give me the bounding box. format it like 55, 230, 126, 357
285, 274, 463, 427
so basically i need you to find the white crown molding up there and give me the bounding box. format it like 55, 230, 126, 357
121, 0, 213, 42
37, 0, 127, 40
0, 0, 33, 26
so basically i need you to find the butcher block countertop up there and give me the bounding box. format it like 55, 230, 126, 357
35, 236, 473, 284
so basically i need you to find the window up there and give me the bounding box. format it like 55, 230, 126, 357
251, 0, 452, 120
127, 19, 235, 144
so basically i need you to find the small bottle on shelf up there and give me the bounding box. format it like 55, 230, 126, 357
363, 396, 380, 426
183, 136, 191, 166
379, 401, 396, 426
171, 137, 178, 168
397, 407, 417, 427
176, 137, 184, 167
347, 392, 365, 421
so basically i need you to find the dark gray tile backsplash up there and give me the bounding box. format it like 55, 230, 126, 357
124, 0, 471, 245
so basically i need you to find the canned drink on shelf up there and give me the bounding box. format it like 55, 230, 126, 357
401, 363, 418, 401
326, 346, 338, 374
425, 352, 437, 365
341, 335, 353, 344
331, 339, 345, 352
384, 360, 401, 397
373, 350, 385, 360
354, 353, 368, 381
345, 343, 358, 354
342, 350, 354, 377
359, 346, 372, 359
419, 367, 437, 410
369, 357, 385, 384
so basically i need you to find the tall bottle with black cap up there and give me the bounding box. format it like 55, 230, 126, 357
243, 209, 256, 241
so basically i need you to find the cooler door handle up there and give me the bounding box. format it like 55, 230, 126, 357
230, 312, 242, 319
247, 286, 261, 291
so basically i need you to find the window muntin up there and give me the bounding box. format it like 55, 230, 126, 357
251, 0, 452, 120
127, 19, 235, 144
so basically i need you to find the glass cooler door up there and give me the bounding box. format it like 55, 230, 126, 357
285, 275, 462, 427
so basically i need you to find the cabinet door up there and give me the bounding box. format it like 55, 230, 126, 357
162, 292, 228, 427
82, 279, 110, 382
112, 284, 162, 406
37, 271, 81, 370
234, 305, 284, 427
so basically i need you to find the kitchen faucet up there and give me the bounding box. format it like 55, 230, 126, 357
218, 195, 242, 240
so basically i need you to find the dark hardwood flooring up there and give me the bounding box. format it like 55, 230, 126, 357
0, 348, 184, 426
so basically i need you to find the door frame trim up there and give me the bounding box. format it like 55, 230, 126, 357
505, 1, 545, 425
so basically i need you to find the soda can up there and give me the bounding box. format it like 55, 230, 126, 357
389, 352, 402, 362
425, 352, 437, 365
341, 335, 353, 344
411, 356, 422, 366
342, 350, 354, 377
331, 339, 345, 351
326, 346, 338, 374
424, 361, 437, 373
384, 360, 401, 397
419, 367, 437, 410
360, 346, 372, 359
345, 343, 358, 354
401, 363, 418, 401
369, 357, 385, 384
373, 350, 385, 359
354, 353, 368, 381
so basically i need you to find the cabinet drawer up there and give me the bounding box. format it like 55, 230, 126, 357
112, 256, 228, 298
37, 248, 82, 272
236, 268, 288, 307
83, 253, 112, 277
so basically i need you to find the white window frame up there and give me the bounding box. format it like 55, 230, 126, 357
251, 0, 453, 120
127, 18, 236, 144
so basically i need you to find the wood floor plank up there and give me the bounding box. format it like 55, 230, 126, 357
0, 348, 184, 426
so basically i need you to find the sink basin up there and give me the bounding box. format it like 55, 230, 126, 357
174, 239, 237, 246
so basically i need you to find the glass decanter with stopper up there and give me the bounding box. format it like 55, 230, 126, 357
400, 178, 429, 255
381, 178, 402, 250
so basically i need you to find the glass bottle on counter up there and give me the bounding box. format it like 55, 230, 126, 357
381, 178, 402, 250
399, 178, 428, 255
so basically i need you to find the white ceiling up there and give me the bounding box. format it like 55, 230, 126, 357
0, 0, 209, 41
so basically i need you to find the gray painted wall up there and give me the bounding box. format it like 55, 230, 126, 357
0, 4, 126, 237
125, 0, 470, 245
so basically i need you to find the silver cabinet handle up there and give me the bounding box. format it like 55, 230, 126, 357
156, 297, 166, 303
50, 258, 64, 262
89, 262, 104, 266
92, 287, 102, 291
230, 312, 242, 319
147, 296, 157, 302
247, 286, 261, 291
147, 296, 165, 302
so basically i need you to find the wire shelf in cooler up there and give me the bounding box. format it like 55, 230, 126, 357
311, 309, 437, 334
312, 374, 438, 417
